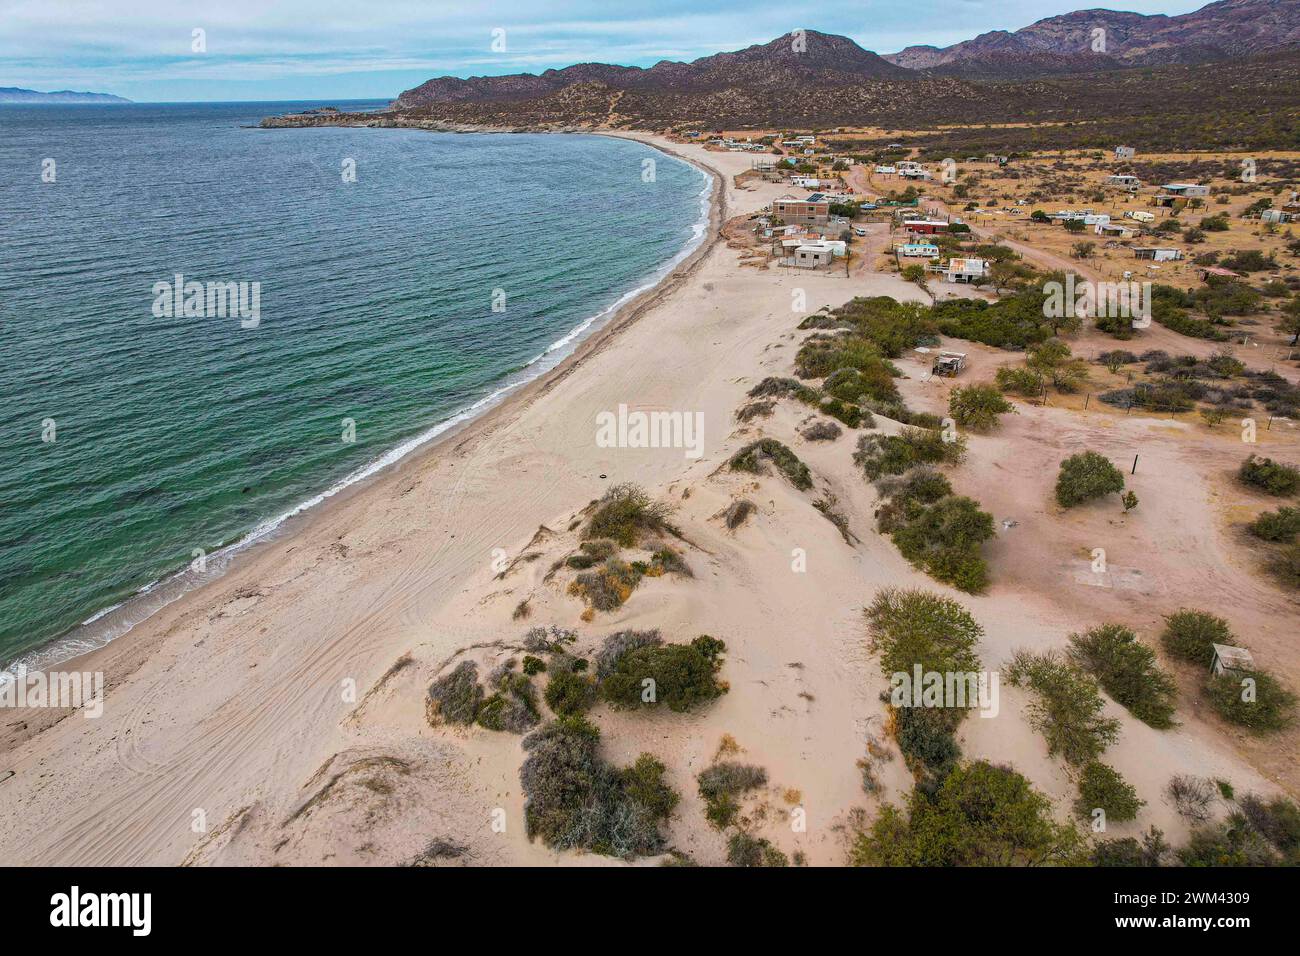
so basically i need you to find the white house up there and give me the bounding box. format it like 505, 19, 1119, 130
874, 165, 897, 175
1105, 174, 1141, 191
1160, 182, 1211, 199
783, 244, 836, 268
1115, 145, 1136, 160
939, 257, 988, 283
896, 242, 940, 258
791, 176, 821, 189
1134, 247, 1183, 262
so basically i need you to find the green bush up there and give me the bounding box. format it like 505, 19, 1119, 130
729, 438, 813, 490
522, 655, 547, 676
865, 587, 984, 677
1068, 624, 1178, 729
477, 671, 541, 733
1159, 609, 1232, 666
890, 495, 995, 593
1091, 827, 1170, 867
726, 831, 789, 867
697, 762, 768, 829
601, 636, 728, 712
520, 717, 678, 858
1239, 794, 1300, 861
595, 629, 662, 678
1204, 669, 1297, 733
584, 483, 674, 546
1055, 451, 1125, 508
571, 558, 642, 611
1178, 814, 1282, 867
1073, 761, 1144, 823
1248, 506, 1300, 542
948, 383, 1015, 431
1004, 650, 1121, 766
1238, 454, 1300, 496
1272, 542, 1300, 589
427, 661, 484, 725
543, 670, 598, 717
851, 761, 1086, 866
853, 427, 965, 481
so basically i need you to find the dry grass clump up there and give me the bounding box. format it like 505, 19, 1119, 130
1167, 774, 1216, 823
800, 419, 842, 442
736, 400, 775, 422
570, 558, 642, 611
696, 762, 768, 829
722, 498, 756, 529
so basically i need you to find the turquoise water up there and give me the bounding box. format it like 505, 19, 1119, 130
0, 101, 710, 670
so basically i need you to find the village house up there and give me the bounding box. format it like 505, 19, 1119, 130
1133, 247, 1183, 262
874, 164, 897, 175
1157, 183, 1211, 206
903, 219, 949, 235
932, 257, 988, 283
1095, 222, 1135, 238
791, 176, 821, 189
897, 161, 932, 180
1114, 145, 1136, 160
772, 196, 830, 226
1260, 209, 1296, 224
1105, 174, 1142, 192
780, 242, 836, 269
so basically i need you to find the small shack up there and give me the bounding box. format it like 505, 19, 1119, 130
931, 350, 967, 377
1211, 644, 1255, 677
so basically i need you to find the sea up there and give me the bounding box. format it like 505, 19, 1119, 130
0, 100, 711, 674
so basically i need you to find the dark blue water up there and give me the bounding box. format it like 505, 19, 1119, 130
0, 101, 710, 670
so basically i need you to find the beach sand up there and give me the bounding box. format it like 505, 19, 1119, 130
2, 134, 1294, 866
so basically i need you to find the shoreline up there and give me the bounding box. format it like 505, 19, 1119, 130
1, 128, 724, 689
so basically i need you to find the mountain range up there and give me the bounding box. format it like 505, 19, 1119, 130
0, 87, 130, 104
884, 0, 1300, 76
394, 0, 1299, 110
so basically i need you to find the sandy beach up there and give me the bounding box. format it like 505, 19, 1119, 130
2, 132, 1295, 867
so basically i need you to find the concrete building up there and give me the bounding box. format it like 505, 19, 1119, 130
772, 196, 829, 226
1115, 145, 1136, 160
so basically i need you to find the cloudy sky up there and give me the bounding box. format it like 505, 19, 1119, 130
1, 0, 1208, 102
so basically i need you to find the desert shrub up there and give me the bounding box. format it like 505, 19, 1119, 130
427, 661, 484, 725
795, 335, 901, 404
931, 292, 1054, 349
1168, 774, 1217, 822
1073, 761, 1144, 823
1248, 505, 1300, 542
520, 717, 677, 858
1068, 624, 1178, 729
875, 467, 954, 533
735, 400, 774, 422
800, 419, 842, 442
1238, 454, 1300, 496
729, 438, 813, 490
893, 703, 963, 792
1204, 669, 1296, 733
1272, 542, 1300, 589
890, 495, 995, 593
1055, 451, 1125, 508
1004, 650, 1121, 766
948, 383, 1015, 431
1159, 609, 1232, 666
571, 559, 642, 611
1092, 827, 1170, 867
995, 365, 1043, 396
619, 754, 680, 821
853, 427, 966, 481
726, 831, 789, 867
697, 762, 768, 829
522, 625, 578, 653
850, 760, 1086, 866
522, 655, 547, 676
565, 537, 619, 569
584, 483, 674, 546
722, 499, 756, 529
748, 376, 805, 398
1178, 814, 1281, 867
602, 636, 728, 712
1239, 794, 1300, 860
818, 396, 868, 428
595, 629, 663, 679
544, 669, 598, 717
477, 671, 541, 733
647, 545, 691, 577
866, 587, 984, 677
